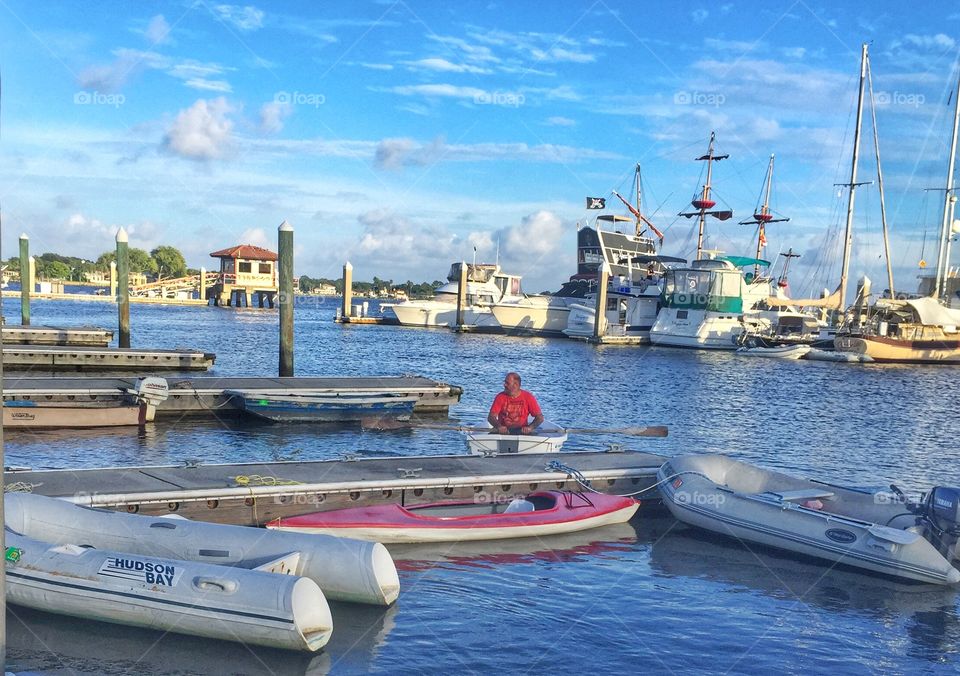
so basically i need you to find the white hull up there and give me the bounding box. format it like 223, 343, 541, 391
6, 492, 400, 606
562, 296, 659, 340
389, 301, 499, 329
659, 455, 960, 585
277, 507, 638, 543
5, 530, 333, 651
490, 297, 573, 336
649, 308, 744, 349
465, 422, 568, 455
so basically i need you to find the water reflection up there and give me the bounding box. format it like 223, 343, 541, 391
646, 518, 960, 662
6, 601, 399, 675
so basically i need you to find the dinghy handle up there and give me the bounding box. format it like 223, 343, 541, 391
193, 576, 239, 594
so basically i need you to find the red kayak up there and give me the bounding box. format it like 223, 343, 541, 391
266, 491, 639, 543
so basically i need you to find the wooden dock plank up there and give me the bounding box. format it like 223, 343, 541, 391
2, 325, 114, 347
2, 375, 463, 414
1, 346, 215, 371
6, 451, 666, 526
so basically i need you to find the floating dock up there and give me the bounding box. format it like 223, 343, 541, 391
1, 325, 114, 347
2, 375, 462, 415
7, 450, 666, 526
1, 346, 215, 371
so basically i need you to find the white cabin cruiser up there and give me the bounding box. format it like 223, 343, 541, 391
386, 262, 523, 329
650, 255, 817, 350
659, 454, 960, 585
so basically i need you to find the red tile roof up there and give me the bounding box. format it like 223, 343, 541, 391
209, 244, 278, 261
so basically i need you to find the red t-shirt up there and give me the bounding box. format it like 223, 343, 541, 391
489, 390, 542, 429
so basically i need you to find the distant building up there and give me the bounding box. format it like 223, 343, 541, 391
208, 244, 279, 307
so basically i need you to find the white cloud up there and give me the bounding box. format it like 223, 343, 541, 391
350, 210, 459, 274
692, 9, 709, 23
145, 15, 172, 44
213, 4, 265, 32
902, 33, 956, 50
238, 227, 270, 248
545, 116, 576, 126
402, 58, 492, 74
259, 101, 292, 134
388, 83, 487, 99
162, 97, 235, 161
360, 62, 394, 71
374, 136, 446, 169
185, 78, 233, 92
78, 48, 168, 92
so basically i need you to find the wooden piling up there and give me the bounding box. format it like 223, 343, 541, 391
456, 260, 468, 329
593, 263, 610, 339
19, 233, 30, 326
109, 261, 117, 298
116, 228, 130, 348
278, 220, 294, 377
199, 266, 206, 301
341, 262, 353, 319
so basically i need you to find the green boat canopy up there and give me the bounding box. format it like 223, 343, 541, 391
720, 255, 770, 268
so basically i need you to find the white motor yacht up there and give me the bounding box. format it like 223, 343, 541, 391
386, 262, 523, 329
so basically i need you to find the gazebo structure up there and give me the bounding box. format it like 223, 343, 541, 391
208, 244, 279, 308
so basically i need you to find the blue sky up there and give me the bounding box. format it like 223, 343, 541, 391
1, 1, 959, 295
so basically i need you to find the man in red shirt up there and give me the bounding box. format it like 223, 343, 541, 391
487, 372, 544, 435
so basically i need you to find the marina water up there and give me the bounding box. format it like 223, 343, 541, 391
3, 297, 960, 674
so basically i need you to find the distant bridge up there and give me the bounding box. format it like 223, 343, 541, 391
129, 272, 221, 299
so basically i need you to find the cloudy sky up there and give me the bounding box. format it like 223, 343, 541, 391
1, 1, 959, 295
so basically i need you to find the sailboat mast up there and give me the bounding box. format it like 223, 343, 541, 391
634, 164, 642, 238
698, 133, 716, 259
934, 74, 960, 299
866, 51, 896, 298
839, 43, 869, 310
755, 155, 775, 275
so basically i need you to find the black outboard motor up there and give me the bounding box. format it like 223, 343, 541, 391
921, 487, 960, 560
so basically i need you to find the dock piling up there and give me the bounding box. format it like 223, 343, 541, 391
19, 234, 30, 326
455, 260, 467, 329
341, 262, 353, 319
278, 220, 294, 377
109, 261, 117, 298
116, 228, 131, 348
593, 263, 610, 339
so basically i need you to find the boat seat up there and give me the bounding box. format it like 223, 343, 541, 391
760, 489, 835, 502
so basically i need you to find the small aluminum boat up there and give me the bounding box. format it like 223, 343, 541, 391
267, 490, 639, 543
658, 454, 960, 585
2, 377, 169, 428
464, 421, 568, 455
228, 391, 418, 423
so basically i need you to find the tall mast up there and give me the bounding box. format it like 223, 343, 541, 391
739, 154, 789, 279
838, 43, 869, 311
634, 163, 642, 237
678, 131, 732, 259
934, 74, 960, 299
865, 51, 896, 299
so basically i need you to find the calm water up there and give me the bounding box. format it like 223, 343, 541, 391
3, 297, 960, 675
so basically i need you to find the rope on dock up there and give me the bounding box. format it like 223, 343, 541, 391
4, 481, 42, 493
231, 475, 303, 487
545, 461, 698, 499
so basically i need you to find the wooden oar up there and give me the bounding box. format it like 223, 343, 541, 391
372, 421, 668, 437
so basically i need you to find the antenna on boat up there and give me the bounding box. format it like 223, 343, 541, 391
865, 50, 896, 299
495, 237, 500, 267
739, 154, 789, 279
678, 131, 733, 260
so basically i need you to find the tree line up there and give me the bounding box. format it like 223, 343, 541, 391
297, 275, 443, 298
3, 246, 191, 281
